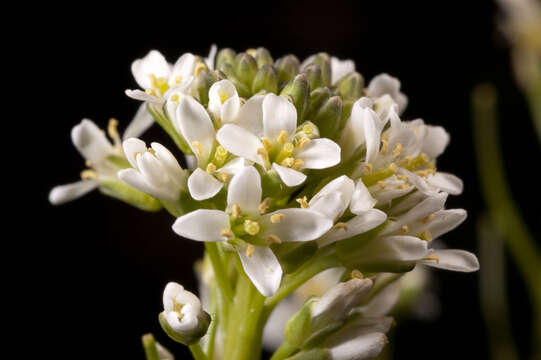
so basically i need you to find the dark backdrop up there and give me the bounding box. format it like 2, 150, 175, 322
28, 1, 540, 359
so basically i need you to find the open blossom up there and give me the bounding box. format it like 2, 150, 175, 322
172, 166, 333, 296
217, 93, 341, 186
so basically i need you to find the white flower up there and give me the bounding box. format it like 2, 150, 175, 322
162, 282, 203, 334
366, 73, 408, 114
49, 105, 153, 205
118, 138, 187, 201
207, 79, 241, 124
217, 93, 341, 187
168, 93, 246, 200
172, 166, 333, 296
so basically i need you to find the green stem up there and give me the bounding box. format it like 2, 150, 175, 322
472, 84, 541, 347
141, 334, 160, 360
147, 104, 192, 154
270, 341, 298, 360
189, 342, 207, 360
205, 243, 234, 304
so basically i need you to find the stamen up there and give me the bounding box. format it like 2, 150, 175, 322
292, 159, 304, 170
81, 169, 98, 180
415, 168, 436, 177
378, 180, 387, 189
261, 138, 273, 152
401, 225, 409, 233
399, 156, 412, 167
170, 94, 180, 102
333, 222, 348, 230
351, 269, 363, 279
395, 184, 410, 190
362, 163, 373, 175
145, 88, 157, 96
206, 163, 217, 174
396, 174, 408, 181
244, 220, 260, 236
246, 244, 255, 257
216, 172, 231, 182
173, 298, 185, 320
85, 160, 93, 167
232, 204, 242, 219
296, 196, 309, 208
267, 234, 282, 244
219, 91, 229, 104
194, 62, 207, 76
258, 198, 271, 214
270, 213, 285, 223
302, 124, 313, 135
419, 230, 433, 242
257, 148, 271, 169
280, 157, 295, 167
246, 48, 256, 56
107, 118, 121, 148
220, 229, 234, 239
173, 75, 183, 85
424, 254, 439, 263
277, 130, 288, 144
191, 141, 203, 156
147, 147, 156, 156
419, 214, 435, 223
392, 143, 403, 156
148, 73, 158, 88
296, 137, 311, 149
380, 139, 389, 155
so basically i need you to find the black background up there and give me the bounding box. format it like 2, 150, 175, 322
24, 0, 540, 359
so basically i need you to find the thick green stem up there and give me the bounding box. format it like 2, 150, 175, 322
270, 341, 298, 360
472, 84, 541, 347
189, 342, 207, 360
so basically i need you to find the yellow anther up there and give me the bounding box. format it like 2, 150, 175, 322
296, 196, 309, 208
267, 234, 282, 244
351, 269, 363, 279
194, 62, 207, 76
216, 172, 231, 182
85, 160, 93, 167
81, 169, 98, 180
258, 198, 271, 214
219, 91, 229, 104
133, 152, 141, 161
173, 75, 183, 85
206, 163, 217, 174
261, 138, 273, 152
147, 147, 156, 156
296, 137, 311, 149
392, 143, 403, 156
215, 145, 228, 159
378, 180, 387, 189
395, 184, 410, 190
191, 141, 203, 156
333, 222, 349, 230
419, 214, 435, 223
257, 148, 271, 169
424, 254, 440, 263
244, 220, 260, 236
396, 174, 408, 181
380, 139, 389, 155
172, 298, 185, 319
148, 73, 158, 88
415, 168, 436, 177
283, 142, 294, 153
170, 94, 180, 102
302, 124, 313, 135
362, 163, 373, 175
277, 130, 288, 144
107, 118, 121, 146
232, 204, 242, 219
419, 230, 433, 242
145, 88, 157, 96
220, 229, 234, 239
246, 244, 255, 257
399, 156, 412, 167
292, 159, 304, 170
281, 157, 295, 167
270, 213, 285, 223
401, 225, 409, 233
246, 48, 257, 56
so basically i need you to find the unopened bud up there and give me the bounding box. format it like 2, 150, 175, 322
252, 64, 279, 94
336, 72, 364, 100
193, 69, 219, 106
276, 54, 301, 84
311, 53, 332, 87
254, 47, 274, 67
313, 96, 343, 139
216, 48, 236, 71
304, 87, 331, 121
99, 178, 162, 212
235, 53, 258, 87
303, 63, 323, 90
280, 74, 309, 121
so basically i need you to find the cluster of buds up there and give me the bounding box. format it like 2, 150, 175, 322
50, 45, 479, 360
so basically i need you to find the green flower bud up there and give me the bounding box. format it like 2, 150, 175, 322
98, 178, 162, 211
304, 87, 331, 121
235, 53, 258, 87
280, 74, 310, 121
219, 62, 251, 97
335, 72, 364, 100
253, 47, 273, 67
311, 53, 332, 87
276, 54, 301, 85
193, 69, 219, 106
216, 48, 236, 71
313, 96, 343, 139
252, 64, 279, 94
285, 348, 331, 360
337, 99, 354, 133
303, 63, 323, 90
142, 334, 173, 360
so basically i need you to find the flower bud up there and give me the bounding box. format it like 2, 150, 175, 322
192, 69, 219, 106
216, 48, 236, 71
254, 47, 273, 68
336, 72, 364, 100
285, 348, 330, 360
235, 53, 258, 87
99, 178, 162, 211
159, 282, 211, 345
313, 96, 343, 139
276, 55, 301, 84
218, 62, 251, 98
304, 87, 332, 121
303, 63, 323, 90
252, 64, 279, 94
141, 334, 173, 360
311, 53, 332, 87
280, 74, 310, 121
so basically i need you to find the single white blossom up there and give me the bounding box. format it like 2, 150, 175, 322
366, 73, 408, 114
162, 282, 203, 334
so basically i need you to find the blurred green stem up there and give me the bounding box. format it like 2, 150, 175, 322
472, 84, 541, 348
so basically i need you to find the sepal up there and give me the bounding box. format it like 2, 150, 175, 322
158, 311, 211, 346
98, 178, 162, 211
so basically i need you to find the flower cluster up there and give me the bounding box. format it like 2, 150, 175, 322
50, 46, 479, 360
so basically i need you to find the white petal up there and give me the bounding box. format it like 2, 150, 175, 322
188, 168, 223, 200
318, 209, 387, 247
175, 95, 215, 164
367, 73, 408, 113
272, 163, 307, 186
328, 332, 387, 360
407, 209, 467, 239
331, 57, 355, 84
422, 126, 450, 158
205, 44, 217, 70
172, 209, 230, 242
356, 275, 401, 317
422, 249, 479, 272
184, 154, 197, 170
338, 98, 372, 160
151, 142, 187, 188
217, 124, 264, 166
363, 108, 385, 164
367, 235, 429, 262
137, 152, 168, 188
49, 180, 99, 205
217, 157, 246, 175
426, 172, 463, 195
208, 80, 240, 122
125, 89, 163, 104
263, 93, 297, 141
123, 137, 147, 169
350, 179, 377, 214
310, 192, 348, 221
261, 208, 333, 242
170, 53, 196, 87
131, 50, 171, 89
71, 119, 115, 164
118, 168, 168, 199
123, 103, 154, 140
235, 243, 282, 297
234, 95, 265, 136
227, 166, 262, 214
310, 176, 354, 207
296, 138, 341, 170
